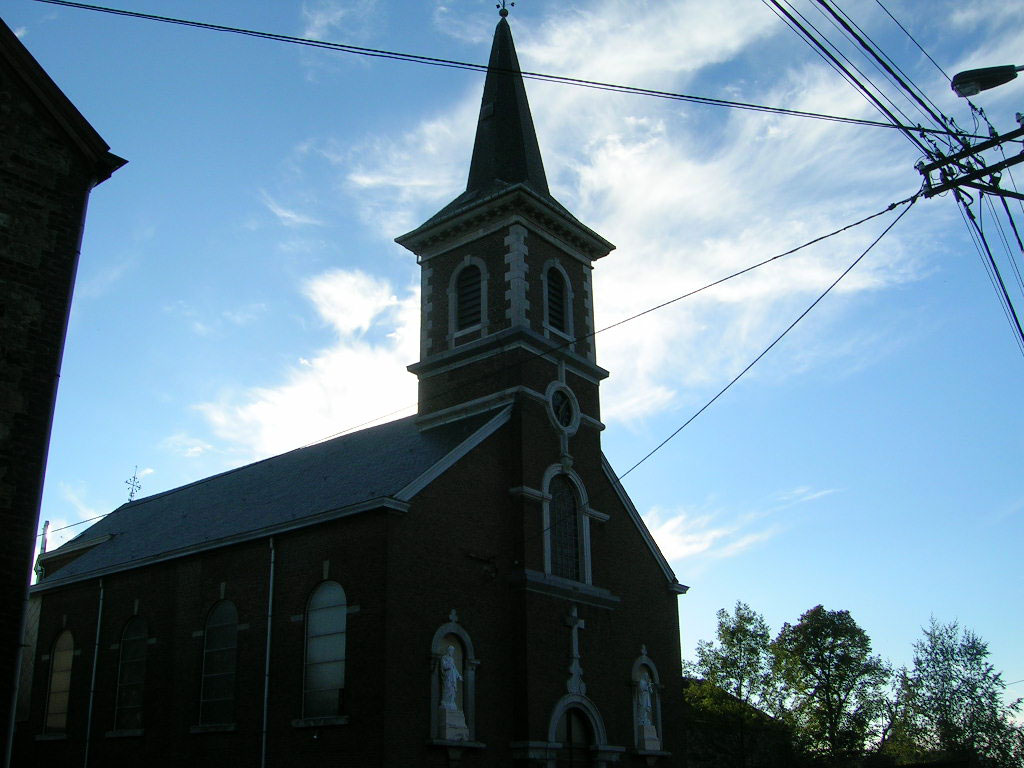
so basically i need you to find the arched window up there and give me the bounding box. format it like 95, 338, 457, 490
45, 630, 74, 732
200, 601, 238, 726
304, 581, 347, 718
115, 617, 147, 730
455, 264, 482, 330
549, 475, 580, 581
546, 267, 568, 333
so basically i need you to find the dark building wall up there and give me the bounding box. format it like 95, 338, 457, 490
17, 407, 685, 767
0, 22, 122, 752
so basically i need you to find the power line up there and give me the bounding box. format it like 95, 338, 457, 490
762, 0, 932, 155
617, 194, 919, 481
303, 193, 920, 447
37, 193, 920, 539
31, 0, 984, 140
954, 188, 1024, 353
875, 0, 950, 82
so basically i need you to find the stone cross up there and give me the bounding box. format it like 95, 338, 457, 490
564, 605, 586, 695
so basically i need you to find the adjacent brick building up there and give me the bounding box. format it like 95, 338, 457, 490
15, 14, 690, 767
0, 18, 124, 761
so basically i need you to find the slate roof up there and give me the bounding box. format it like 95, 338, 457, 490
37, 410, 502, 587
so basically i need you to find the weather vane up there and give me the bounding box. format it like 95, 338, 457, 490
496, 1, 514, 17
126, 465, 142, 502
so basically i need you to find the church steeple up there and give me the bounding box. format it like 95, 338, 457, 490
397, 12, 614, 423
465, 15, 549, 199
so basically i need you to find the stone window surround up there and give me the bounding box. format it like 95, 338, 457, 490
540, 465, 600, 586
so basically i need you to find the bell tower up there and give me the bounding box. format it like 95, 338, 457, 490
396, 12, 614, 430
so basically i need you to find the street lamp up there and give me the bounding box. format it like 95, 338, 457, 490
951, 64, 1024, 97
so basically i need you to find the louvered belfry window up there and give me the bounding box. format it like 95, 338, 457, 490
550, 475, 580, 581
547, 267, 567, 333
456, 265, 482, 330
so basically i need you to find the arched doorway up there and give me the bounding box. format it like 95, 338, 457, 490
555, 705, 595, 767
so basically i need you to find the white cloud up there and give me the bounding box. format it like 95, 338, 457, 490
260, 190, 324, 227
197, 268, 419, 459
641, 505, 778, 562
772, 485, 839, 507
302, 0, 379, 42
334, 0, 925, 427
14, 26, 27, 39
223, 303, 267, 326
163, 433, 214, 458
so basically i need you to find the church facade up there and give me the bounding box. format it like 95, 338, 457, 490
16, 14, 689, 768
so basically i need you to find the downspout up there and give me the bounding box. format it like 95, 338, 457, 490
260, 538, 275, 768
83, 578, 103, 768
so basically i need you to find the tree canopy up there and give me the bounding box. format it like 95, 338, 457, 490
684, 606, 1023, 768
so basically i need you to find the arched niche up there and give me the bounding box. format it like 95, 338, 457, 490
429, 610, 479, 742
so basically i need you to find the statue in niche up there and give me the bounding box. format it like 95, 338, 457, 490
440, 646, 463, 712
636, 666, 661, 750
637, 670, 654, 726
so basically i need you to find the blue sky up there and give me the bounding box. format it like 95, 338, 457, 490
8, 0, 1023, 697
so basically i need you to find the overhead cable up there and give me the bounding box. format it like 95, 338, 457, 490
617, 194, 920, 481
31, 0, 983, 139
38, 193, 921, 540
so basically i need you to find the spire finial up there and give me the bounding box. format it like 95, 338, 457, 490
497, 1, 514, 18
126, 465, 142, 501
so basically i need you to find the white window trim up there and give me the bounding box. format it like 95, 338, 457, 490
540, 465, 592, 585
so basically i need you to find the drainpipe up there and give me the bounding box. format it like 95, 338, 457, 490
83, 578, 103, 768
260, 538, 275, 768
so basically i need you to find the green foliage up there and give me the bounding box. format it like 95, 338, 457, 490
688, 601, 775, 713
684, 603, 791, 768
685, 605, 1023, 768
770, 605, 889, 764
894, 618, 1024, 768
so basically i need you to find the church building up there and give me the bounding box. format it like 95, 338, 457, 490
16, 11, 690, 767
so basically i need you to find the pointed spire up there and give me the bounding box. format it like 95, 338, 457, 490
465, 15, 549, 197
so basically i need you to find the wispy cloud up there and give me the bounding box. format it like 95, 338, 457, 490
14, 26, 27, 39
773, 485, 839, 506
331, 0, 925, 428
641, 505, 779, 562
642, 482, 836, 565
197, 268, 419, 459
302, 0, 380, 41
162, 433, 214, 458
260, 190, 325, 228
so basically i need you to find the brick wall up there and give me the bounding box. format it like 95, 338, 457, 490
0, 40, 118, 752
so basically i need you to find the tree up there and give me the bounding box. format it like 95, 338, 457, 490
690, 601, 775, 711
771, 605, 889, 765
684, 602, 790, 768
899, 618, 1024, 768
